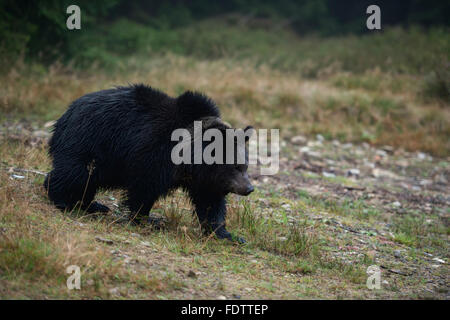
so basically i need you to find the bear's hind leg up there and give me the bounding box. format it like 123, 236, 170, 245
44, 162, 107, 213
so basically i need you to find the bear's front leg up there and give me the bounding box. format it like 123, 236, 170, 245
192, 195, 246, 244
124, 187, 157, 225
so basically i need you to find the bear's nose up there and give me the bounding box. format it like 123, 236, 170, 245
244, 185, 254, 195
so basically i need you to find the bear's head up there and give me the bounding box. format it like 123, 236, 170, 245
206, 123, 254, 196
174, 117, 255, 197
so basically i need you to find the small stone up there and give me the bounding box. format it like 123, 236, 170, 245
364, 161, 376, 169
33, 130, 49, 138
382, 280, 389, 285
392, 201, 401, 208
434, 174, 447, 184
417, 152, 427, 160
396, 159, 409, 167
109, 287, 120, 296
299, 146, 310, 153
316, 134, 324, 141
95, 236, 114, 245
277, 236, 288, 242
346, 168, 360, 177
307, 140, 321, 147
342, 143, 353, 149
217, 295, 227, 300
376, 149, 388, 157
307, 151, 321, 158
372, 168, 399, 179
322, 171, 335, 178
432, 257, 445, 264
394, 250, 402, 258
140, 241, 151, 247
291, 135, 307, 145
362, 142, 370, 149
381, 145, 394, 154
419, 179, 432, 186
187, 270, 197, 278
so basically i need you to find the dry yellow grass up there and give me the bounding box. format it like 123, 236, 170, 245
1, 54, 448, 156
0, 166, 177, 298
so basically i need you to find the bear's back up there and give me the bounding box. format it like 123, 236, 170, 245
48, 84, 221, 160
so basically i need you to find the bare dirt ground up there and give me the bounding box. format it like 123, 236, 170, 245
251, 134, 449, 298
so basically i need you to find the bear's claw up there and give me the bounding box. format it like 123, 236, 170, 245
130, 213, 166, 229
84, 201, 110, 213
214, 227, 246, 244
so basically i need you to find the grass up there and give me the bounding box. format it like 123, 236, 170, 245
1, 51, 449, 156
392, 211, 448, 249
302, 195, 382, 222
0, 22, 449, 299
230, 198, 320, 257
0, 167, 180, 298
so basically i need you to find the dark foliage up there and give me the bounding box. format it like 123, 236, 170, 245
1, 0, 448, 65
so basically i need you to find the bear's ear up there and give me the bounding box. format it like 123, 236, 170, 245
201, 117, 231, 131
244, 125, 254, 142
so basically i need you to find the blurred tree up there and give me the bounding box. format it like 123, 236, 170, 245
0, 0, 448, 66
0, 0, 119, 64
